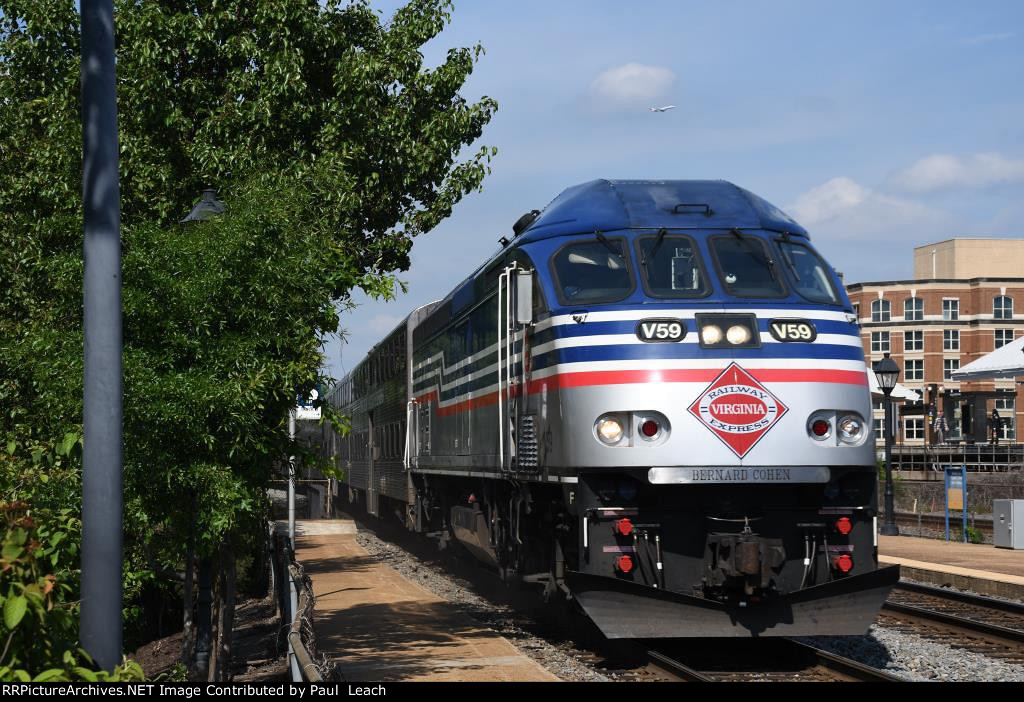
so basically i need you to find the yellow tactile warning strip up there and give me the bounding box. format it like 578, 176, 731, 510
879, 534, 1024, 584
294, 519, 560, 682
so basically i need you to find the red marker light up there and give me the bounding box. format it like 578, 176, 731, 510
640, 420, 660, 438
811, 419, 830, 437
833, 554, 854, 573
616, 555, 634, 573
615, 518, 634, 536
835, 517, 853, 535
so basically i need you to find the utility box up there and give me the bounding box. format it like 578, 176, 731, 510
994, 500, 1024, 550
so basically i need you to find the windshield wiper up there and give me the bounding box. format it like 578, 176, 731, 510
594, 230, 625, 261
730, 228, 780, 281
777, 242, 801, 281
640, 228, 668, 267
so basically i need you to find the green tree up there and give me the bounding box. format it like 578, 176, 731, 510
0, 0, 495, 678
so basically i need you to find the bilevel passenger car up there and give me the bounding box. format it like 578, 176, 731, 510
323, 180, 899, 638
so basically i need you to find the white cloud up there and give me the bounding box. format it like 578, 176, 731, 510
889, 153, 1024, 193
786, 177, 948, 237
589, 63, 674, 106
786, 177, 868, 226
785, 176, 962, 280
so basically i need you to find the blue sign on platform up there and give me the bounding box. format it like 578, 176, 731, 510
944, 465, 968, 543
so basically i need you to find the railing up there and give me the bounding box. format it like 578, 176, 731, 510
889, 443, 1024, 472
270, 525, 328, 682
287, 562, 322, 683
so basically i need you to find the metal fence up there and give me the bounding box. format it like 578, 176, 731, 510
889, 443, 1024, 472
270, 525, 330, 682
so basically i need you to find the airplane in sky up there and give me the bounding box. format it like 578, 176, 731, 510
649, 105, 676, 112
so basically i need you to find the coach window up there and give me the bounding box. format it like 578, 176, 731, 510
635, 232, 709, 298
550, 237, 633, 304
709, 233, 786, 298
776, 240, 839, 304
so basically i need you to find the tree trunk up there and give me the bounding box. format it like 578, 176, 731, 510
216, 539, 237, 682
181, 522, 195, 666
192, 557, 213, 681
208, 553, 222, 682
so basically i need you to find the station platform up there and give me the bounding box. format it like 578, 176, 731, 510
292, 519, 559, 682
879, 534, 1024, 600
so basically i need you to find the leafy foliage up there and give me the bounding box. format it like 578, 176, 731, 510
0, 438, 143, 681
0, 0, 495, 676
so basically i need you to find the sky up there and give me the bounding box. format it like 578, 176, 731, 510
324, 0, 1024, 380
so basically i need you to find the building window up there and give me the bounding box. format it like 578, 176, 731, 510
995, 397, 1016, 440
871, 299, 891, 322
852, 302, 860, 319
904, 330, 923, 352
943, 329, 959, 351
994, 295, 1013, 320
942, 298, 959, 321
904, 297, 923, 321
871, 331, 890, 353
904, 418, 925, 441
996, 329, 1015, 349
874, 417, 884, 441
943, 358, 960, 380
904, 359, 923, 381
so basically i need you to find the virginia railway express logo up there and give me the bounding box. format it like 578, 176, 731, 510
688, 362, 788, 458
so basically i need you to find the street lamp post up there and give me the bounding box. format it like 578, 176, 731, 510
873, 354, 901, 536
80, 0, 124, 672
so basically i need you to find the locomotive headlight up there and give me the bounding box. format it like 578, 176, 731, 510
596, 416, 625, 444
726, 324, 752, 345
701, 324, 723, 345
837, 414, 865, 444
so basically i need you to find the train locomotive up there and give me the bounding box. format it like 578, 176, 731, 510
324, 179, 899, 638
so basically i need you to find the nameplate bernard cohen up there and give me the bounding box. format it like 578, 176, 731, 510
648, 466, 831, 485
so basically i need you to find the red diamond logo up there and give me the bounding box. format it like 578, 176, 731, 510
688, 363, 788, 458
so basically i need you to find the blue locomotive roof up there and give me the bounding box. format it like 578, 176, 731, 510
517, 179, 807, 243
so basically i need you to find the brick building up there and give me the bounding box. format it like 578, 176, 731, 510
845, 238, 1024, 447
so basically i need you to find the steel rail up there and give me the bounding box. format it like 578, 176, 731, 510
882, 601, 1024, 648
646, 649, 714, 682
646, 640, 903, 682
893, 580, 1024, 616
784, 640, 905, 682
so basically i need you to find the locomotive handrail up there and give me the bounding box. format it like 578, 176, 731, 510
497, 262, 518, 471
403, 399, 416, 471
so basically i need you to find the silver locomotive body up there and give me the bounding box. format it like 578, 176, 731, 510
327, 180, 898, 638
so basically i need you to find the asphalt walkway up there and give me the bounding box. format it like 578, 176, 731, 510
879, 533, 1024, 598
293, 519, 558, 682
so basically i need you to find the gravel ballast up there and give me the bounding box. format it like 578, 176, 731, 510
800, 625, 1024, 681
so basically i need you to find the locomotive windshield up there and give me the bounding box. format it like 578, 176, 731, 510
709, 233, 786, 298
552, 237, 633, 303
636, 232, 709, 298
777, 240, 840, 304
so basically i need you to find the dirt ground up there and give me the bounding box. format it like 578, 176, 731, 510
131, 591, 288, 681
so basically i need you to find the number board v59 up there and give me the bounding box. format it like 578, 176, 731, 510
769, 318, 817, 342
636, 318, 686, 342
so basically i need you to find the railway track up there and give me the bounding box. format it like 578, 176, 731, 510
645, 639, 904, 682
880, 581, 1024, 664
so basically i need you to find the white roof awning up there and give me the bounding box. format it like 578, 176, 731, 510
952, 335, 1024, 381
866, 369, 922, 401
